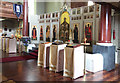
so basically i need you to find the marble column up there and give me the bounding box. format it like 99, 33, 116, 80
99, 4, 111, 43
23, 0, 28, 36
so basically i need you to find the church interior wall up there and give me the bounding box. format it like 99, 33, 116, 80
45, 2, 62, 13
35, 2, 45, 15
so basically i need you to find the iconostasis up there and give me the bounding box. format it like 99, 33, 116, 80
31, 4, 100, 44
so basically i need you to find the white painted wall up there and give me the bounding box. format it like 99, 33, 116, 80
45, 2, 62, 13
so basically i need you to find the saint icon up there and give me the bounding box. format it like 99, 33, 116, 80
40, 26, 43, 41
73, 24, 78, 43
53, 25, 57, 41
32, 26, 37, 40
85, 23, 92, 43
46, 26, 50, 41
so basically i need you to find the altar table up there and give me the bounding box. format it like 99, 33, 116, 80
49, 44, 67, 72
37, 42, 52, 68
63, 44, 84, 79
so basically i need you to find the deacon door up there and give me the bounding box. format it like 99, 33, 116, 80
84, 23, 92, 43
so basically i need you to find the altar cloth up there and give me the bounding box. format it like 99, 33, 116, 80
63, 45, 84, 79
37, 42, 52, 68
49, 44, 67, 72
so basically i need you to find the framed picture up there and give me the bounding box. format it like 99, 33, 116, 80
72, 9, 76, 15
96, 5, 99, 12
73, 24, 79, 43
84, 7, 88, 13
4, 28, 7, 31
84, 22, 93, 43
46, 25, 50, 42
52, 24, 57, 41
0, 29, 2, 33
89, 6, 94, 12
77, 8, 81, 14
9, 29, 11, 32
32, 25, 37, 40
40, 25, 43, 41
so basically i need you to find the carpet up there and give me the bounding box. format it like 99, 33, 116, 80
29, 52, 38, 57
0, 55, 37, 63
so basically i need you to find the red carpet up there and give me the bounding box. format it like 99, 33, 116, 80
34, 50, 38, 52
29, 52, 38, 56
0, 55, 37, 63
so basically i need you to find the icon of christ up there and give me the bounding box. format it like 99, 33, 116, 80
59, 17, 69, 43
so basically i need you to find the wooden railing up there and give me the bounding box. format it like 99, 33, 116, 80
0, 1, 23, 19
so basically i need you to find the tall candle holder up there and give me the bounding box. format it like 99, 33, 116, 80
84, 38, 87, 74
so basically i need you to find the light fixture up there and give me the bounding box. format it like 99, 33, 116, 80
0, 18, 5, 21
88, 0, 94, 6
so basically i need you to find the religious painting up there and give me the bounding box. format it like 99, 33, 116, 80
4, 28, 7, 31
78, 16, 81, 20
84, 22, 92, 43
40, 15, 42, 19
46, 25, 50, 42
40, 14, 44, 19
72, 9, 76, 15
87, 15, 90, 19
9, 29, 11, 32
77, 8, 80, 14
40, 26, 43, 41
52, 25, 57, 42
60, 11, 70, 43
84, 16, 86, 19
52, 13, 55, 18
84, 7, 88, 13
0, 29, 2, 33
91, 15, 93, 19
46, 14, 50, 18
96, 5, 99, 12
73, 24, 79, 43
46, 14, 47, 18
96, 14, 99, 18
56, 12, 58, 17
89, 6, 94, 12
42, 15, 44, 19
32, 25, 37, 40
